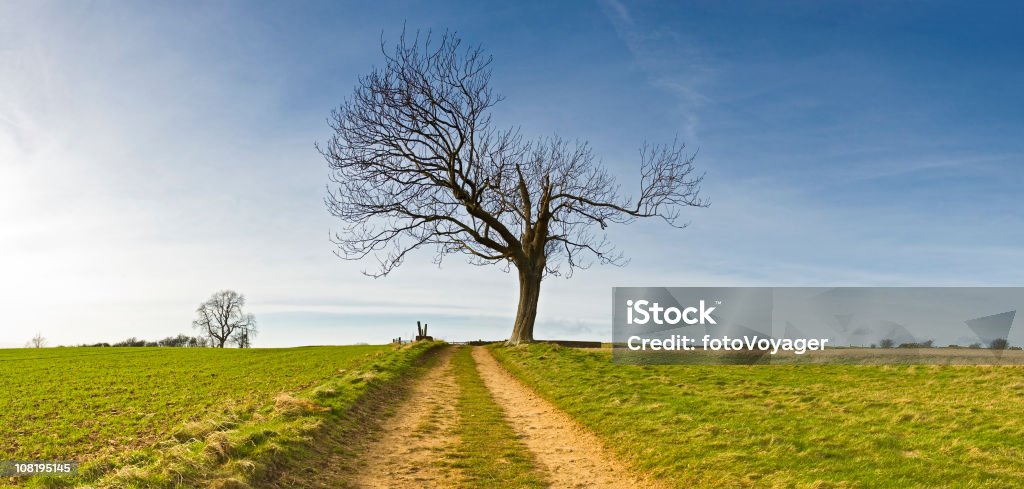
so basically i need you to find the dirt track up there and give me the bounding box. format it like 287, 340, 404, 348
347, 346, 659, 488
351, 346, 462, 488
471, 347, 663, 489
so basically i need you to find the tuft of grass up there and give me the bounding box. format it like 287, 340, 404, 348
492, 344, 1024, 489
272, 393, 327, 418
203, 431, 234, 462
447, 347, 548, 488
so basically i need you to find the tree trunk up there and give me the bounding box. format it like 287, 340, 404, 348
508, 265, 542, 344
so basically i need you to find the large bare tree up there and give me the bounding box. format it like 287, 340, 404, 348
192, 290, 257, 348
321, 31, 706, 344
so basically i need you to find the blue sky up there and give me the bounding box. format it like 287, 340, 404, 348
2, 1, 1022, 347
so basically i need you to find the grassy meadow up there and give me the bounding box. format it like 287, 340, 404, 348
492, 344, 1024, 488
7, 341, 1024, 487
0, 345, 386, 461
0, 343, 438, 487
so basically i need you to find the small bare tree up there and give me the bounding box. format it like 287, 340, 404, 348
27, 332, 46, 348
192, 290, 257, 348
187, 336, 210, 348
322, 30, 706, 343
232, 322, 257, 348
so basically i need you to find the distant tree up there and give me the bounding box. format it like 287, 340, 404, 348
879, 338, 894, 349
79, 335, 210, 348
114, 337, 147, 347
78, 342, 111, 347
192, 290, 257, 348
187, 336, 210, 348
989, 338, 1009, 350
321, 30, 706, 343
159, 334, 184, 347
26, 333, 46, 348
897, 340, 933, 348
231, 323, 257, 349
968, 342, 982, 349
158, 334, 198, 347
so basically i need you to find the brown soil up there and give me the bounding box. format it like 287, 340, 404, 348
348, 345, 463, 488
275, 345, 662, 488
471, 347, 665, 489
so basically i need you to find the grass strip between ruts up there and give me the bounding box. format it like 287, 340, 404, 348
447, 346, 548, 488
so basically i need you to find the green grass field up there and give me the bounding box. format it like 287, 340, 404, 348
492, 344, 1024, 488
0, 343, 448, 488
0, 345, 386, 462
8, 342, 1024, 487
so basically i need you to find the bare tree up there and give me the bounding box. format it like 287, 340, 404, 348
321, 30, 706, 343
187, 336, 210, 348
192, 290, 257, 348
27, 332, 46, 348
231, 322, 257, 348
989, 338, 1009, 350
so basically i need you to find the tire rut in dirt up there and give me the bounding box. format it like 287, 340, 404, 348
472, 346, 666, 489
349, 345, 462, 488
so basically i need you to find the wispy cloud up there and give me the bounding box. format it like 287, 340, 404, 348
827, 153, 1022, 184
601, 0, 634, 27
598, 0, 714, 141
